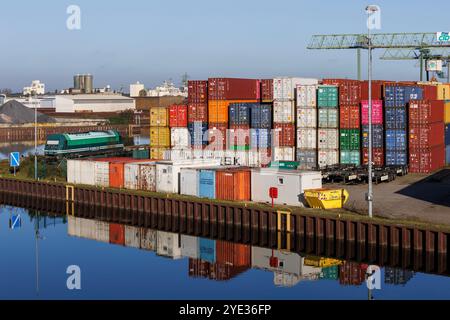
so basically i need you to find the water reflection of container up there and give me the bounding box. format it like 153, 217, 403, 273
125, 225, 141, 249
67, 216, 110, 243
339, 261, 366, 286
188, 258, 249, 281
273, 272, 301, 287
157, 231, 182, 259
384, 267, 414, 286
181, 235, 199, 259
109, 223, 125, 246
140, 228, 157, 251
199, 238, 216, 263
216, 241, 251, 267
251, 247, 302, 275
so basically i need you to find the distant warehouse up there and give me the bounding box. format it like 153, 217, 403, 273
54, 94, 136, 113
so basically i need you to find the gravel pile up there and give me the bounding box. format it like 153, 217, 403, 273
0, 100, 56, 124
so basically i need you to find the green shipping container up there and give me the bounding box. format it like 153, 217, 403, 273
340, 129, 360, 150
320, 266, 339, 280
317, 85, 338, 108
133, 149, 150, 159
318, 108, 339, 128
340, 150, 361, 165
269, 161, 299, 170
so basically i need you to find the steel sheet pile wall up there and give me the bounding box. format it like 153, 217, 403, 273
361, 100, 384, 166
149, 106, 170, 159
296, 84, 318, 169
316, 83, 339, 167
408, 100, 445, 173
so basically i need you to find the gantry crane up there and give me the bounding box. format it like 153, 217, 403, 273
307, 32, 450, 81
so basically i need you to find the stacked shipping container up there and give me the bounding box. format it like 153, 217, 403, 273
188, 80, 209, 150
408, 100, 445, 173
169, 104, 189, 150
149, 106, 170, 159
361, 100, 384, 166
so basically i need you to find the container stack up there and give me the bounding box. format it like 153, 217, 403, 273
149, 106, 170, 159
188, 80, 209, 152
316, 84, 339, 167
169, 104, 189, 150
250, 103, 272, 167
361, 100, 384, 166
228, 103, 251, 152
295, 84, 318, 169
408, 100, 445, 173
446, 101, 450, 166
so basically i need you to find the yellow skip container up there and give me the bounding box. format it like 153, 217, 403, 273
304, 188, 349, 209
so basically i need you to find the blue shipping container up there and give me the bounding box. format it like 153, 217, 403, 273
384, 85, 406, 107
251, 104, 272, 129
446, 145, 450, 166
198, 169, 216, 199
229, 103, 251, 126
188, 122, 208, 146
362, 125, 384, 148
404, 86, 423, 103
199, 238, 216, 263
386, 150, 407, 166
445, 124, 450, 145
250, 128, 271, 149
385, 129, 407, 150
296, 149, 317, 170
385, 107, 407, 129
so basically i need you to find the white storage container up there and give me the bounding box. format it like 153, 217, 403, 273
125, 225, 141, 249
251, 168, 322, 206
273, 147, 295, 161
94, 161, 110, 187
296, 107, 317, 128
124, 162, 157, 191
67, 159, 96, 186
164, 149, 193, 161
297, 128, 317, 149
273, 100, 295, 123
234, 151, 250, 166
156, 159, 221, 194
156, 231, 182, 259
273, 77, 319, 101
251, 246, 304, 275
318, 149, 339, 168
318, 129, 339, 149
140, 228, 157, 251
171, 128, 190, 148
296, 84, 317, 107
180, 168, 199, 196
181, 235, 200, 259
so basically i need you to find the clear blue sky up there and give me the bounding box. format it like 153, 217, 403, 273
1, 0, 449, 92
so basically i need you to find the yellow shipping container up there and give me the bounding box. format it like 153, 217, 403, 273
445, 101, 450, 124
150, 147, 167, 160
208, 100, 258, 123
437, 84, 450, 100
150, 127, 170, 147
150, 107, 169, 127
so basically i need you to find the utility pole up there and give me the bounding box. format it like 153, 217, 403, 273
33, 92, 38, 180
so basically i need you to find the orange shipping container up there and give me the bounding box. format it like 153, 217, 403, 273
216, 241, 251, 267
109, 158, 144, 188
109, 223, 125, 246
215, 169, 251, 201
208, 100, 257, 123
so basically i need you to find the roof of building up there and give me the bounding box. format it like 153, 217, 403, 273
60, 94, 134, 102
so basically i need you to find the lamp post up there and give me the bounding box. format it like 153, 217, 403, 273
366, 5, 379, 218
33, 92, 38, 180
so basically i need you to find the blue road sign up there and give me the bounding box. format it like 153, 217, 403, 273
10, 152, 20, 167
10, 215, 21, 229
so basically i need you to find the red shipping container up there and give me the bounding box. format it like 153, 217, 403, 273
322, 79, 361, 105
188, 103, 208, 122
420, 84, 438, 101
208, 78, 260, 100
339, 105, 360, 128
409, 100, 444, 125
188, 80, 208, 103
273, 123, 295, 147
229, 124, 250, 147
361, 80, 385, 100
215, 169, 251, 201
409, 122, 445, 148
216, 241, 251, 267
260, 79, 273, 101
362, 148, 384, 166
258, 148, 273, 167
207, 122, 227, 149
169, 104, 188, 127
109, 223, 125, 246
409, 145, 445, 173
361, 100, 383, 125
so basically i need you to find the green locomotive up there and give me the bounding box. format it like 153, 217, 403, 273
44, 130, 124, 157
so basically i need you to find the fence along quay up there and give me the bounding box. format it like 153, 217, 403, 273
0, 177, 448, 275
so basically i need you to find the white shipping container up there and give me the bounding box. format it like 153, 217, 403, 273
180, 168, 199, 196
273, 101, 295, 123
273, 147, 295, 162
67, 159, 96, 186
235, 151, 250, 166
273, 77, 319, 101
296, 85, 317, 107
125, 225, 141, 249
124, 162, 157, 191
251, 246, 304, 275
181, 235, 200, 259
94, 161, 110, 187
140, 228, 157, 251
164, 149, 193, 161
318, 149, 339, 168
157, 231, 182, 259
156, 159, 221, 194
297, 128, 317, 149
318, 129, 339, 149
251, 168, 322, 206
171, 128, 190, 148
296, 108, 317, 128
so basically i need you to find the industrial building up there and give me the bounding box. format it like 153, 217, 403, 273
54, 94, 135, 113
23, 80, 45, 96
130, 82, 145, 97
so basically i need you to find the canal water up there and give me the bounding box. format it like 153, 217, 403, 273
1, 205, 449, 300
